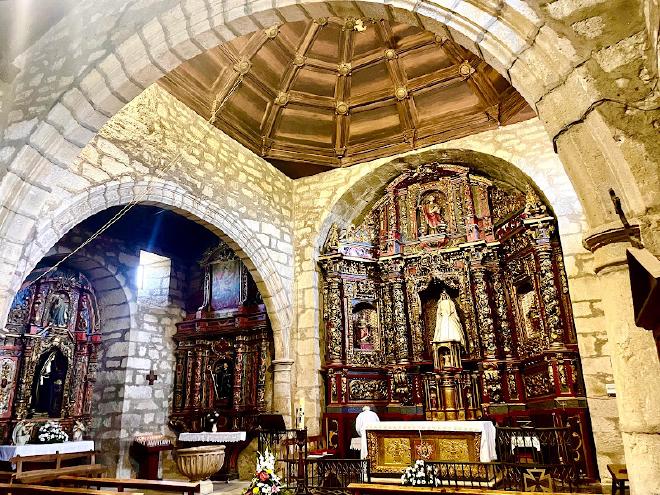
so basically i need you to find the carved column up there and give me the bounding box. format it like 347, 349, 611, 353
491, 265, 513, 357
466, 248, 497, 358
324, 277, 343, 364
526, 218, 564, 348
381, 283, 396, 364
271, 358, 294, 428
391, 280, 410, 363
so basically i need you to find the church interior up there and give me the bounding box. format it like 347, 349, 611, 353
0, 1, 658, 494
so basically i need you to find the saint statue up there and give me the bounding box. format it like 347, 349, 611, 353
12, 421, 32, 446
432, 291, 465, 346
212, 362, 233, 400
421, 193, 445, 235
48, 295, 69, 327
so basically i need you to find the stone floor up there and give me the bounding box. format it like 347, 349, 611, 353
211, 480, 251, 494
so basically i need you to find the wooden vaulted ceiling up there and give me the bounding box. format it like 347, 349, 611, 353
159, 18, 535, 178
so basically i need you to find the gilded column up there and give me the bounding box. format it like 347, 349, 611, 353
391, 279, 410, 364
324, 277, 344, 364
491, 266, 513, 357
527, 219, 564, 348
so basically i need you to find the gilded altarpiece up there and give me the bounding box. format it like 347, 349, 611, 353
0, 269, 101, 442
320, 163, 597, 478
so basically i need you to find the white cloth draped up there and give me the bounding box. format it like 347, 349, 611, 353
360, 421, 497, 462
178, 431, 246, 443
0, 440, 95, 463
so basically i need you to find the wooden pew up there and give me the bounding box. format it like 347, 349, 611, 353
10, 451, 106, 485
0, 483, 142, 495
57, 475, 201, 494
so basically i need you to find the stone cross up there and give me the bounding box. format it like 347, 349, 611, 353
146, 369, 158, 385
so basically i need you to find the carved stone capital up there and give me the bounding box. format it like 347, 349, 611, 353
584, 221, 642, 274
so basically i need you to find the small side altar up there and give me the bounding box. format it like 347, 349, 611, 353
0, 440, 94, 462
362, 421, 496, 475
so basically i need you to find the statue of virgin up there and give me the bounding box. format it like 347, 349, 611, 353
432, 290, 465, 346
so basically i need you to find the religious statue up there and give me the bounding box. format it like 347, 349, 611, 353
72, 420, 86, 441
48, 294, 69, 327
432, 291, 465, 347
421, 193, 446, 235
212, 361, 233, 400
12, 421, 32, 446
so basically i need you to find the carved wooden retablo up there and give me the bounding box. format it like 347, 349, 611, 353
319, 161, 597, 478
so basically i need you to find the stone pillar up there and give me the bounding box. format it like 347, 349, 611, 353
585, 227, 660, 494
272, 358, 294, 428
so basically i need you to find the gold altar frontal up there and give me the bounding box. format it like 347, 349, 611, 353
367, 430, 481, 474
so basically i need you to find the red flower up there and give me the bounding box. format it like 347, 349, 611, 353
258, 471, 269, 482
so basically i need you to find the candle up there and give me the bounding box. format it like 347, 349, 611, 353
299, 397, 305, 430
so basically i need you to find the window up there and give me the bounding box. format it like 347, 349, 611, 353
137, 250, 171, 305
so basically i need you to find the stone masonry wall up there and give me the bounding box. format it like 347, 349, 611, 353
44, 227, 191, 477
291, 118, 625, 480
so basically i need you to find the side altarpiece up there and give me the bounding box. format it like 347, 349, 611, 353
319, 163, 597, 477
0, 269, 101, 442
169, 242, 272, 434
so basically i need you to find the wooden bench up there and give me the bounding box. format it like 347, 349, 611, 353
347, 483, 590, 495
10, 451, 106, 485
57, 475, 201, 494
0, 483, 142, 495
607, 464, 629, 494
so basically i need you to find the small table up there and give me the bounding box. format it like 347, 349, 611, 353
607, 464, 628, 494
0, 440, 95, 465
178, 431, 247, 481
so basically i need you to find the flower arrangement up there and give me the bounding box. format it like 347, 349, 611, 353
37, 421, 69, 444
243, 450, 281, 495
401, 459, 441, 487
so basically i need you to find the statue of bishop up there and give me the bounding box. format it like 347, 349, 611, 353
432, 290, 465, 347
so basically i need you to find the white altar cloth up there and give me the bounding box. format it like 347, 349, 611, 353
0, 440, 95, 463
361, 421, 497, 462
179, 431, 246, 443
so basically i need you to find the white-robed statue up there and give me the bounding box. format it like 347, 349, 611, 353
432, 290, 465, 346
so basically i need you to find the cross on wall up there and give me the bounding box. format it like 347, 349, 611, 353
146, 369, 158, 385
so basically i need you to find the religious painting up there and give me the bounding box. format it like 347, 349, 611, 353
47, 292, 70, 328
516, 285, 543, 341
210, 259, 242, 311
351, 302, 378, 350
7, 285, 32, 327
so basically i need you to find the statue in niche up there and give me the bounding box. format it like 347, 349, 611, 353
352, 305, 377, 350
30, 349, 67, 418
432, 290, 465, 347
211, 361, 234, 400
47, 294, 69, 327
420, 192, 447, 236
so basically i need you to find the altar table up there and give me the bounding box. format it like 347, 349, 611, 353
178, 431, 246, 443
361, 421, 496, 474
0, 440, 95, 463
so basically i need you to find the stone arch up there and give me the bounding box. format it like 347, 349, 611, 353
21, 180, 292, 362
3, 0, 645, 248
